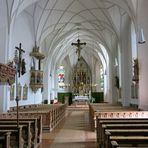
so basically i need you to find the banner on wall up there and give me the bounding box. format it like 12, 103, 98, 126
0, 63, 16, 85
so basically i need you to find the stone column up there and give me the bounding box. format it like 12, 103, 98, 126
120, 15, 132, 107
138, 0, 148, 110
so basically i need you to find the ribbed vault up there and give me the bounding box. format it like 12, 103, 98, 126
7, 0, 136, 68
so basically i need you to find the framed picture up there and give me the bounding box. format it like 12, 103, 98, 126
23, 84, 28, 100
10, 85, 15, 100
17, 83, 22, 100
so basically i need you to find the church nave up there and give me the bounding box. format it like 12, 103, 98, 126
39, 106, 97, 148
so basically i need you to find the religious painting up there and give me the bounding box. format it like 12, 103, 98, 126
23, 84, 28, 100
0, 63, 15, 85
132, 58, 139, 83
17, 83, 22, 100
10, 85, 15, 100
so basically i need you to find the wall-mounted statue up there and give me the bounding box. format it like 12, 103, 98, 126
133, 58, 139, 82
21, 59, 26, 75
115, 76, 119, 89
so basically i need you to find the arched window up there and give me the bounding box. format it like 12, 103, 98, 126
57, 66, 65, 88
100, 65, 104, 91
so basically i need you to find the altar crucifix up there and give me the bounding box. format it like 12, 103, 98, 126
71, 39, 86, 61
15, 43, 26, 77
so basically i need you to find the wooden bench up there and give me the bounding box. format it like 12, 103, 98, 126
105, 129, 148, 148
0, 124, 27, 148
9, 104, 66, 132
109, 136, 148, 148
94, 111, 148, 148
89, 104, 148, 148
0, 131, 12, 148
89, 103, 138, 130
100, 123, 148, 147
97, 119, 148, 144
0, 116, 42, 145
0, 120, 36, 147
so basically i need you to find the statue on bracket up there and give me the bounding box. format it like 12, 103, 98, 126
132, 58, 139, 83
21, 59, 26, 75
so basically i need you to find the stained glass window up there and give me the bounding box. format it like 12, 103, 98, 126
57, 66, 65, 88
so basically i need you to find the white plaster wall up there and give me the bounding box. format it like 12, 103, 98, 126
9, 12, 42, 108
138, 0, 148, 110
0, 1, 10, 112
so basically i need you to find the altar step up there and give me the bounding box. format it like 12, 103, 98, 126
67, 103, 89, 111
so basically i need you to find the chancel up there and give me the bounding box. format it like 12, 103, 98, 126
1, 0, 148, 147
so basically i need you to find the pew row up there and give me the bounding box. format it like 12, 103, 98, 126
0, 114, 42, 148
0, 104, 66, 147
0, 119, 39, 147
0, 125, 27, 148
95, 111, 148, 148
111, 140, 148, 148
0, 131, 13, 148
106, 129, 148, 148
8, 104, 66, 132
97, 119, 148, 145
89, 103, 138, 130
101, 123, 148, 148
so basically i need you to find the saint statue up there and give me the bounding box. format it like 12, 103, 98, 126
133, 58, 139, 82
115, 76, 119, 89
21, 59, 26, 75
79, 83, 85, 96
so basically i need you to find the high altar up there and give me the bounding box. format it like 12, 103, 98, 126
72, 57, 91, 99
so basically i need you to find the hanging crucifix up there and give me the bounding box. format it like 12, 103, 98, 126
15, 43, 26, 77
71, 39, 86, 61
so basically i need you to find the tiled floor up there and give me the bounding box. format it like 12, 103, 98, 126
39, 106, 97, 148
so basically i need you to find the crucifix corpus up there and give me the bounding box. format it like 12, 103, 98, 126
71, 39, 86, 61
15, 43, 26, 77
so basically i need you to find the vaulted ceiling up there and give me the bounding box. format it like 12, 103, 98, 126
5, 0, 136, 68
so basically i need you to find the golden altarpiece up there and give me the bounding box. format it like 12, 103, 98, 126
72, 57, 91, 96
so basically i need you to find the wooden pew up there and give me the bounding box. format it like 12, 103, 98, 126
0, 112, 42, 144
100, 123, 148, 148
9, 104, 66, 132
89, 103, 148, 148
0, 131, 12, 148
0, 125, 27, 148
97, 119, 148, 145
0, 116, 42, 145
106, 129, 148, 148
89, 103, 138, 130
0, 120, 35, 147
0, 104, 66, 147
109, 136, 148, 148
94, 111, 148, 147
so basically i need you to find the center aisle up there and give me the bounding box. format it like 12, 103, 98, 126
40, 107, 97, 148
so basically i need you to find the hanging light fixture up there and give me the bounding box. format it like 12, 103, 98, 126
136, 0, 146, 44
138, 28, 146, 44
